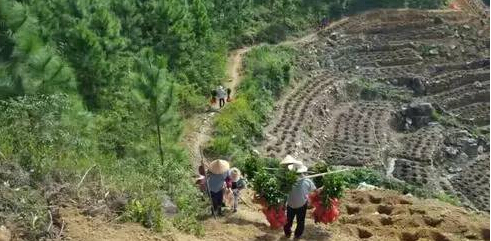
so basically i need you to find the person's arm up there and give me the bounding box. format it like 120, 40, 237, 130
237, 179, 246, 190
309, 179, 317, 192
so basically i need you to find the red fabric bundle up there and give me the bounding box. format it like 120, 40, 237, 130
309, 191, 340, 224
261, 205, 287, 229
226, 97, 232, 102
210, 97, 217, 104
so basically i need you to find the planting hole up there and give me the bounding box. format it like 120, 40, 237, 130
358, 228, 373, 239
369, 195, 382, 204
400, 232, 419, 241
431, 231, 451, 241
346, 205, 361, 215
380, 216, 393, 226
377, 205, 394, 215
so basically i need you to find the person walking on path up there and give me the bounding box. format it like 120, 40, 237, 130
226, 87, 232, 102
207, 160, 231, 216
217, 86, 227, 108
229, 168, 247, 212
284, 164, 316, 239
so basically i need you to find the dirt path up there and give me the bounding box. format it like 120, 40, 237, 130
181, 30, 320, 166
225, 47, 251, 96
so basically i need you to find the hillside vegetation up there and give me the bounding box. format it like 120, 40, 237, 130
0, 0, 449, 240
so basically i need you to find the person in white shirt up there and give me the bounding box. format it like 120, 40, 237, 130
284, 164, 316, 239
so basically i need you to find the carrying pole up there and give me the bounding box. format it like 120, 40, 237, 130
302, 169, 350, 179
200, 146, 217, 219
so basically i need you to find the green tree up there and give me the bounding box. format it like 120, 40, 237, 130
0, 0, 75, 98
191, 0, 212, 42
131, 49, 175, 165
407, 0, 447, 9
275, 0, 298, 24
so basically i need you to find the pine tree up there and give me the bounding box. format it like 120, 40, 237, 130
191, 0, 212, 42
0, 0, 75, 98
131, 48, 175, 165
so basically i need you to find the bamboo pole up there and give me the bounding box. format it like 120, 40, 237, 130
200, 147, 217, 219
302, 169, 351, 179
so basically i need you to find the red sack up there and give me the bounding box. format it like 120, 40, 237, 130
309, 191, 341, 224
226, 97, 233, 102
210, 97, 216, 104
262, 206, 287, 229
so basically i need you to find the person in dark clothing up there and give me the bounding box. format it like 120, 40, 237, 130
210, 189, 224, 215
217, 86, 226, 108
284, 203, 308, 239
207, 169, 231, 216
226, 88, 232, 102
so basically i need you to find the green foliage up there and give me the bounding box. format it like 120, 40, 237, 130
131, 48, 177, 165
332, 168, 460, 205
319, 174, 345, 207
435, 192, 461, 206
277, 168, 299, 194
123, 198, 168, 231
0, 0, 75, 98
251, 170, 286, 206
0, 95, 90, 179
311, 162, 332, 187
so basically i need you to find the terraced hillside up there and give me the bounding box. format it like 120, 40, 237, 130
261, 9, 490, 212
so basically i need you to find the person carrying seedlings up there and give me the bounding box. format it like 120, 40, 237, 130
207, 159, 231, 216
210, 89, 217, 105
217, 85, 227, 108
229, 167, 247, 212
284, 163, 316, 239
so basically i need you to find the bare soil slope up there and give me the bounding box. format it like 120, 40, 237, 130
60, 189, 490, 241
261, 8, 490, 212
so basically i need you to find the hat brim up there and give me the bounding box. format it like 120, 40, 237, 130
209, 159, 230, 174
280, 155, 303, 165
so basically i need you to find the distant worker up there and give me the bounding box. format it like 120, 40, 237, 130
284, 163, 316, 239
217, 86, 227, 108
210, 89, 217, 106
321, 17, 329, 29
226, 88, 232, 102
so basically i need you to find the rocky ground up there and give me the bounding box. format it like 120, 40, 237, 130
261, 8, 490, 212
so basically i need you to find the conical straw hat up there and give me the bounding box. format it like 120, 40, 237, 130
209, 159, 230, 174
280, 155, 303, 165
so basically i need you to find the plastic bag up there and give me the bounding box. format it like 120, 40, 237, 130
262, 206, 287, 229
309, 191, 340, 224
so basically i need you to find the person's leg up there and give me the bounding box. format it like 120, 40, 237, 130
210, 191, 219, 214
233, 190, 239, 212
220, 98, 225, 108
294, 204, 308, 238
217, 189, 224, 215
284, 206, 295, 237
